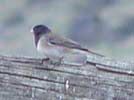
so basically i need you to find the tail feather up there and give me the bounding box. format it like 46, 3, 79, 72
80, 48, 104, 57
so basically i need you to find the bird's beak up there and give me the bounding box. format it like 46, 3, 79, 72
30, 28, 33, 33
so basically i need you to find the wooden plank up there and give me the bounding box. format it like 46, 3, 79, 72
0, 55, 134, 100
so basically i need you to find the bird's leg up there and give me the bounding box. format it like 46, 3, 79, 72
59, 56, 64, 64
50, 57, 64, 66
59, 56, 64, 62
41, 58, 50, 64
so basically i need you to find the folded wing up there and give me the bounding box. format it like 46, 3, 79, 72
47, 34, 104, 57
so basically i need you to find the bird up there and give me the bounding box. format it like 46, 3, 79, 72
31, 24, 103, 65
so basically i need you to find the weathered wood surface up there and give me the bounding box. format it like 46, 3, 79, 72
0, 55, 134, 100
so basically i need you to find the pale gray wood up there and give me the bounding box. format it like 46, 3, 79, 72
0, 55, 134, 100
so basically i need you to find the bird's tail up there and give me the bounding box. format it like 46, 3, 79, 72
79, 48, 104, 57
71, 47, 104, 65
86, 49, 104, 57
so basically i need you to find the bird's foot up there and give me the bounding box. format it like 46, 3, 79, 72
50, 57, 64, 66
50, 61, 61, 66
41, 58, 50, 64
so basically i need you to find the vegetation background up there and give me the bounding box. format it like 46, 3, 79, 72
0, 0, 133, 60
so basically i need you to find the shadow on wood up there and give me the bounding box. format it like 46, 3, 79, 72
0, 55, 134, 100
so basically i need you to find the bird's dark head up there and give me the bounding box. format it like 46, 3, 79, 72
31, 25, 51, 47
31, 25, 51, 36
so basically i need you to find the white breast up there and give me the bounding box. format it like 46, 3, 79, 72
37, 36, 64, 59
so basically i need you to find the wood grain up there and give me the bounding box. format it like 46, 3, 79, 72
0, 55, 134, 100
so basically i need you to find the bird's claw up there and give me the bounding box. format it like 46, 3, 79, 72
41, 58, 50, 64
50, 61, 61, 66
50, 57, 63, 66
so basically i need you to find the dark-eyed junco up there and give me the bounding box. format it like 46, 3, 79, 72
31, 25, 103, 65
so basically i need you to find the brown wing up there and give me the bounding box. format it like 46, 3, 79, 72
47, 34, 84, 49
46, 33, 104, 57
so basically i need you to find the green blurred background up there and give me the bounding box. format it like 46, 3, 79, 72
0, 0, 134, 60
